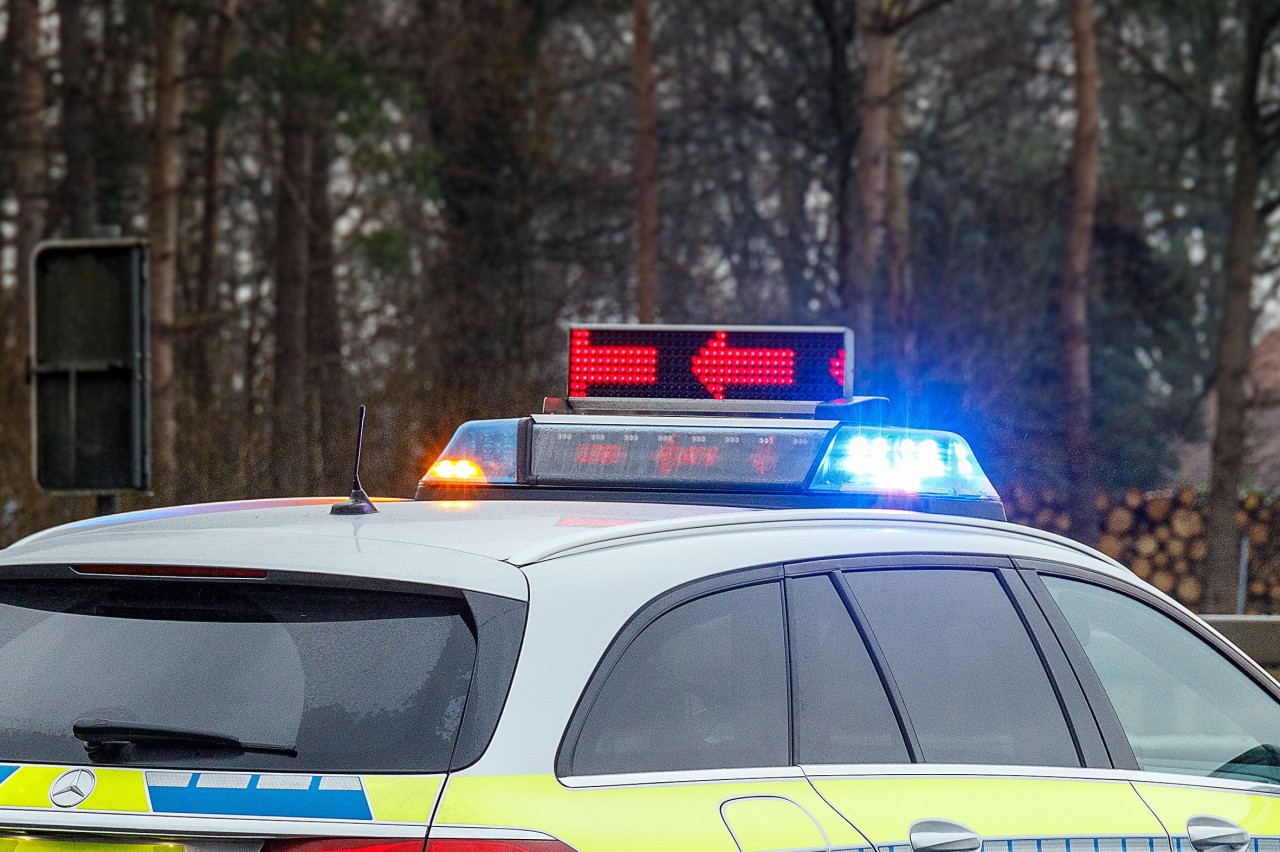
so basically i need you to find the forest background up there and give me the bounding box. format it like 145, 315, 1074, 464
2, 0, 1280, 611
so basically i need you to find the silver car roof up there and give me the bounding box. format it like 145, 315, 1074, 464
0, 497, 1137, 597
0, 498, 741, 599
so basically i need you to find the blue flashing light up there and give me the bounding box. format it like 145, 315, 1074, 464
809, 425, 999, 501
423, 418, 520, 485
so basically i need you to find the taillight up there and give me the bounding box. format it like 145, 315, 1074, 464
425, 840, 577, 852
74, 564, 269, 579
264, 839, 425, 852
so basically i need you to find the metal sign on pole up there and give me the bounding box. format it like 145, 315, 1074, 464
29, 239, 151, 508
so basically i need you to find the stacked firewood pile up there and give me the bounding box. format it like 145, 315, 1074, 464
1003, 485, 1279, 612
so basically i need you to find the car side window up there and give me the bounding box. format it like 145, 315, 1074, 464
788, 573, 910, 764
1042, 575, 1280, 783
844, 568, 1081, 767
566, 581, 789, 776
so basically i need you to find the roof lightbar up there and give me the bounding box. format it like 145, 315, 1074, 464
418, 416, 1003, 519
417, 324, 1002, 519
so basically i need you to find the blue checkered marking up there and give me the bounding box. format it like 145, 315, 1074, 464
146, 773, 372, 820
0, 766, 18, 787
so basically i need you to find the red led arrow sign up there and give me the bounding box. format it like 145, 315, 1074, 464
566, 324, 852, 401
568, 329, 658, 397
691, 331, 796, 400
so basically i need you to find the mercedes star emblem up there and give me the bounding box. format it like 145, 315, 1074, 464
49, 768, 96, 808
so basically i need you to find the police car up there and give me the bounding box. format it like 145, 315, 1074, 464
1, 324, 1279, 852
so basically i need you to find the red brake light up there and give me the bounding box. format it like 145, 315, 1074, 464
426, 842, 576, 852
264, 840, 424, 852
73, 564, 269, 579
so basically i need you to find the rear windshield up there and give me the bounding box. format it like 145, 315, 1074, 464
0, 578, 504, 772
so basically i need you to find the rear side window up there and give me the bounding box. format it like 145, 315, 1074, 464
844, 569, 1080, 767
566, 581, 789, 775
1043, 575, 1280, 783
788, 574, 909, 764
0, 578, 520, 772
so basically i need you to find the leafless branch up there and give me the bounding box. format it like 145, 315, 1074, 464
886, 0, 954, 34
1099, 27, 1201, 111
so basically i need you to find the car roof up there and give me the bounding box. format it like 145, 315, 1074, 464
0, 498, 740, 599
0, 496, 1136, 596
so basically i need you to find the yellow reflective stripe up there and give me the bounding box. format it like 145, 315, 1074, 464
0, 766, 150, 812
438, 774, 865, 851
811, 777, 1168, 841
79, 768, 149, 812
0, 766, 70, 808
362, 775, 443, 823
1135, 783, 1280, 835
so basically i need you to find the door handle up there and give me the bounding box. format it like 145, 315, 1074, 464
1187, 816, 1251, 852
909, 819, 983, 852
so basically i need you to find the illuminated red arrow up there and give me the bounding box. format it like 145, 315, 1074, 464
829, 350, 847, 387
568, 329, 658, 397
691, 331, 795, 400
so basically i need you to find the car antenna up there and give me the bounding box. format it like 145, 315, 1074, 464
331, 404, 379, 515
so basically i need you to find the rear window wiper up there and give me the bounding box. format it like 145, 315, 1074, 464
73, 719, 297, 759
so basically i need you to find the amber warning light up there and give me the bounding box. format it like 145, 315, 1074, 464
568, 324, 852, 402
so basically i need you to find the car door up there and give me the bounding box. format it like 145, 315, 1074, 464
788, 557, 1171, 852
1024, 560, 1280, 852
443, 573, 870, 851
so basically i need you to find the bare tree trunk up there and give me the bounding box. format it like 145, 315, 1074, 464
147, 0, 184, 504
12, 0, 44, 357
813, 0, 858, 361
776, 152, 812, 322
272, 3, 313, 495
1204, 2, 1276, 612
850, 0, 894, 383
1061, 0, 1100, 547
884, 50, 914, 402
0, 10, 13, 155
307, 128, 345, 492
5, 0, 44, 518
0, 4, 17, 538
0, 14, 12, 332
57, 0, 98, 236
97, 2, 130, 228
194, 0, 238, 421
633, 0, 659, 323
